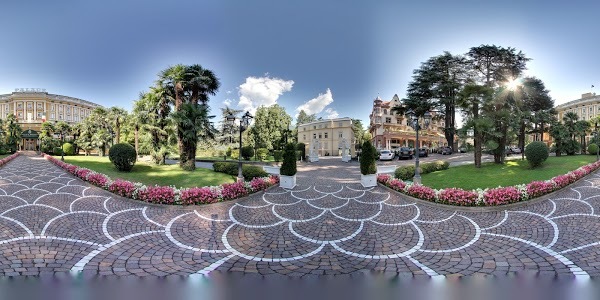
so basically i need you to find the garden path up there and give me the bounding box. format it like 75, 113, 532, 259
0, 153, 599, 280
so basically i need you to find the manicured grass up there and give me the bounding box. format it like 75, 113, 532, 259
0, 154, 9, 159
64, 155, 235, 189
196, 156, 277, 162
422, 155, 598, 190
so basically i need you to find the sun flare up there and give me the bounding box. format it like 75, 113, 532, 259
506, 79, 519, 90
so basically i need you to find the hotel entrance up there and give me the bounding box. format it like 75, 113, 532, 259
21, 129, 39, 151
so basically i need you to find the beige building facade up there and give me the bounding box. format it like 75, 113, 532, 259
0, 89, 102, 150
369, 95, 446, 150
297, 117, 356, 157
552, 92, 600, 145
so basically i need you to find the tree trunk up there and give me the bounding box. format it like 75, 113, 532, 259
174, 81, 186, 168
473, 102, 482, 168
115, 124, 121, 144
519, 120, 525, 160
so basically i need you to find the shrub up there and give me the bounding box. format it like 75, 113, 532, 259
296, 143, 306, 159
273, 150, 283, 162
256, 148, 269, 161
359, 140, 376, 175
53, 147, 63, 155
241, 146, 254, 160
62, 143, 75, 155
525, 141, 549, 168
231, 149, 239, 160
395, 165, 415, 181
109, 143, 137, 172
588, 144, 599, 155
225, 147, 232, 158
213, 162, 268, 180
281, 143, 297, 176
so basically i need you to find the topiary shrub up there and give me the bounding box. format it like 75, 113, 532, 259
225, 147, 232, 159
525, 141, 549, 168
296, 143, 306, 160
273, 150, 283, 162
360, 141, 376, 175
108, 143, 137, 172
231, 148, 239, 160
395, 165, 416, 181
62, 143, 75, 156
241, 146, 254, 160
256, 148, 269, 161
53, 147, 63, 155
281, 143, 297, 176
588, 144, 599, 156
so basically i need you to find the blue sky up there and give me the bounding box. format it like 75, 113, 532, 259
1, 0, 599, 127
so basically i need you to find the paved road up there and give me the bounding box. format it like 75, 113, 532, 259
0, 153, 599, 280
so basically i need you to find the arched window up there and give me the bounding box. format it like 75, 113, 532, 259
383, 109, 388, 115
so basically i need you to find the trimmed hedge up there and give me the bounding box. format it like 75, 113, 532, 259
525, 141, 549, 168
588, 144, 599, 156
256, 148, 269, 161
108, 143, 137, 172
213, 162, 268, 180
360, 141, 376, 175
241, 146, 253, 160
394, 160, 449, 181
62, 143, 75, 156
281, 143, 297, 176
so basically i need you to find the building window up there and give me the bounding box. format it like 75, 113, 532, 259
59, 114, 63, 120
318, 134, 322, 139
313, 126, 316, 129
303, 134, 306, 141
303, 127, 306, 131
339, 132, 343, 138
397, 118, 402, 124
51, 113, 55, 119
37, 103, 43, 110
27, 103, 32, 110
338, 122, 343, 127
313, 133, 316, 139
17, 112, 23, 118
17, 103, 23, 109
325, 132, 328, 139
383, 109, 388, 115
385, 117, 391, 123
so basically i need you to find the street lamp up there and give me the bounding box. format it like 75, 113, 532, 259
594, 122, 599, 161
406, 109, 431, 184
226, 111, 253, 182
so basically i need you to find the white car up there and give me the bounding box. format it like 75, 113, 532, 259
511, 147, 521, 154
379, 150, 394, 161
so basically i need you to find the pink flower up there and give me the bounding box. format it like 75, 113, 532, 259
250, 177, 270, 191
377, 174, 391, 184
269, 175, 280, 184
75, 168, 92, 180
180, 187, 220, 205
438, 188, 479, 206
108, 180, 137, 198
87, 172, 109, 188
484, 187, 521, 206
387, 179, 406, 191
137, 186, 176, 204
221, 181, 248, 200
406, 184, 436, 201
526, 181, 555, 198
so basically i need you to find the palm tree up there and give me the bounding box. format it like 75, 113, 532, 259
5, 114, 22, 153
576, 120, 591, 154
185, 64, 220, 106
457, 83, 494, 168
171, 103, 215, 170
563, 112, 580, 155
107, 107, 128, 144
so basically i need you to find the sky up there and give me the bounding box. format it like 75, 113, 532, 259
1, 0, 599, 128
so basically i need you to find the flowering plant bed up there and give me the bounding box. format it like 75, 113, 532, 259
0, 153, 20, 167
43, 153, 279, 205
377, 160, 600, 207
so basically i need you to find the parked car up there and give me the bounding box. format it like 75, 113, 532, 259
397, 147, 414, 159
379, 150, 394, 161
510, 147, 521, 154
440, 147, 453, 155
418, 148, 428, 157
458, 147, 467, 153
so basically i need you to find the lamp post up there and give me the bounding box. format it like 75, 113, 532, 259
226, 111, 253, 182
406, 109, 431, 185
595, 122, 599, 161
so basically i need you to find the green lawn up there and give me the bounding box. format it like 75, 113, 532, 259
64, 155, 235, 189
196, 156, 277, 162
422, 155, 597, 190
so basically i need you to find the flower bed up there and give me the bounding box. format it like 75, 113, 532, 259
43, 153, 279, 206
377, 160, 600, 207
0, 153, 20, 167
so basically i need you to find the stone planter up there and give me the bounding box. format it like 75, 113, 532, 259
361, 174, 377, 187
342, 155, 351, 162
262, 166, 281, 175
280, 175, 296, 189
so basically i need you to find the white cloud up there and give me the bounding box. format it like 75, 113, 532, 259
237, 76, 294, 114
324, 107, 339, 119
226, 90, 232, 94
223, 99, 232, 106
296, 88, 334, 115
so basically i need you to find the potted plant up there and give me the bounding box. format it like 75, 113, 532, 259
360, 140, 377, 187
280, 143, 297, 189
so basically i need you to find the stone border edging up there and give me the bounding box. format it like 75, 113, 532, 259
378, 170, 598, 212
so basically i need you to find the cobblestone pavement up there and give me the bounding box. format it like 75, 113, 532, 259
2, 154, 600, 280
